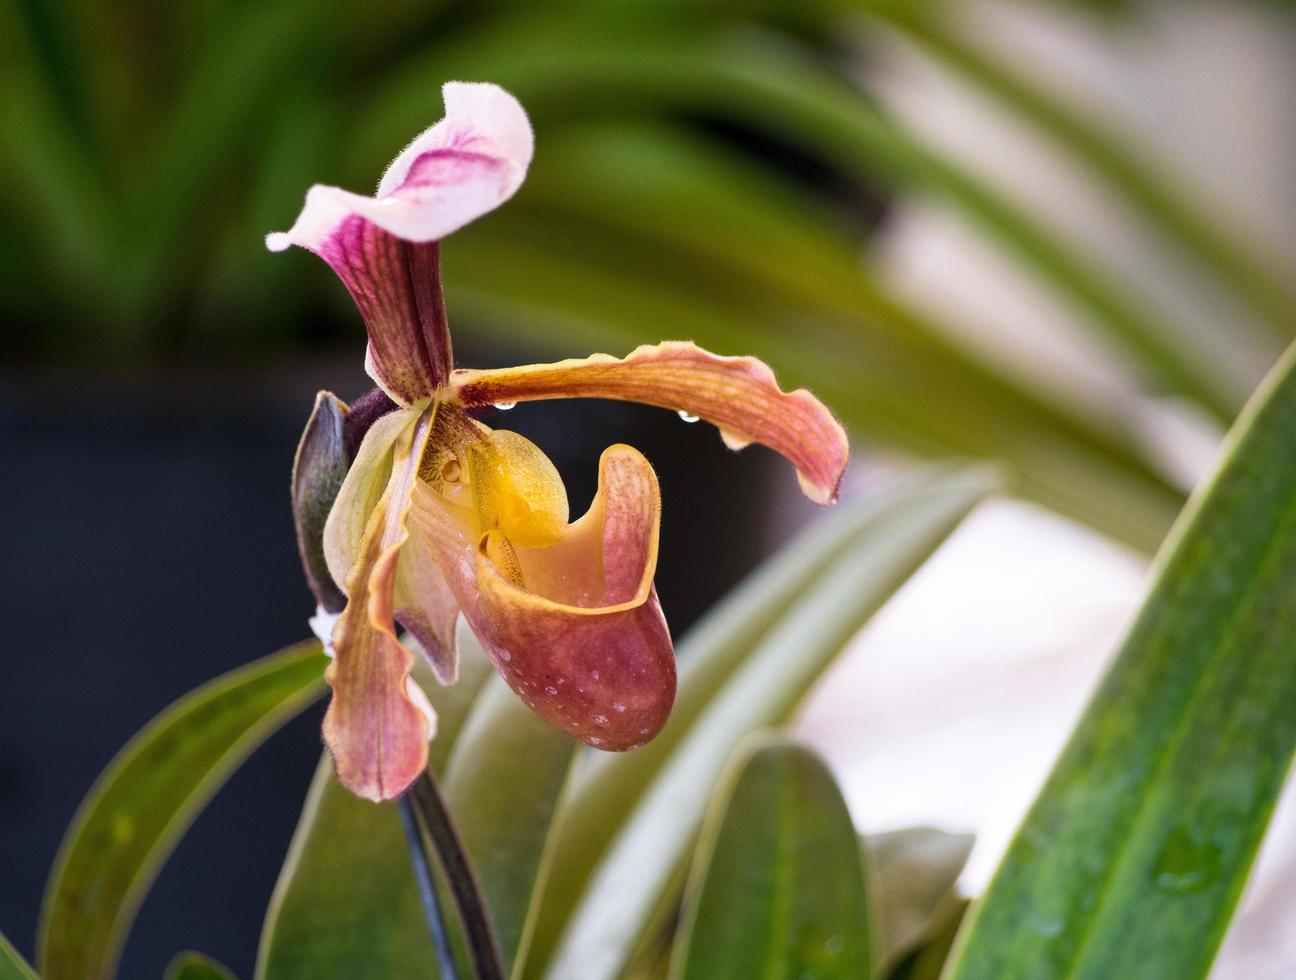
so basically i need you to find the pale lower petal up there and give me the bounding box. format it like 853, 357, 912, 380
323, 407, 436, 801
449, 341, 849, 504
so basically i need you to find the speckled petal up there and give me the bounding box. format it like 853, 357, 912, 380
449, 341, 849, 504
409, 443, 676, 750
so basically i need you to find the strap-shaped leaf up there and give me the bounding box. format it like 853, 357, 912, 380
670, 736, 874, 980
539, 465, 992, 979
870, 4, 1296, 347
0, 932, 37, 980
947, 341, 1296, 978
257, 630, 494, 979
39, 641, 326, 980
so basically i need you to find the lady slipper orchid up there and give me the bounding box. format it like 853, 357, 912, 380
272, 82, 849, 801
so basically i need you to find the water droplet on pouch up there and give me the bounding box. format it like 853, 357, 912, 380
613, 702, 626, 713
593, 714, 608, 727
677, 410, 700, 423
544, 685, 558, 695
590, 670, 601, 681
495, 401, 517, 411
589, 736, 604, 746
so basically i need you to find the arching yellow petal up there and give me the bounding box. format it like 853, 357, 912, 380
447, 341, 849, 504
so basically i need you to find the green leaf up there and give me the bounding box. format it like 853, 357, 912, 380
0, 932, 38, 980
537, 465, 993, 979
439, 678, 577, 977
165, 951, 237, 980
38, 640, 326, 980
670, 736, 874, 980
869, 4, 1296, 347
865, 828, 973, 966
947, 341, 1296, 979
256, 629, 494, 979
527, 463, 993, 969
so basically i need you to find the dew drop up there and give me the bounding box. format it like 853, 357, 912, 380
677, 410, 700, 423
495, 401, 517, 411
544, 685, 558, 695
639, 727, 651, 735
590, 670, 601, 681
589, 736, 604, 746
613, 702, 626, 713
593, 714, 609, 727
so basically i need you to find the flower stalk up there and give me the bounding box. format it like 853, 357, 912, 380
396, 792, 459, 980
404, 771, 506, 980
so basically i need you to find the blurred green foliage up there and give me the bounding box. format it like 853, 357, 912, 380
3, 0, 1293, 549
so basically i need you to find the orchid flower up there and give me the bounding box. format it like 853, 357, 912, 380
271, 82, 849, 801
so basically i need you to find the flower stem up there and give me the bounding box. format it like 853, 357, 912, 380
397, 794, 459, 980
406, 770, 506, 980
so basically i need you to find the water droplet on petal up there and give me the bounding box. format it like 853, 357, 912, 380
677, 410, 700, 423
495, 401, 517, 411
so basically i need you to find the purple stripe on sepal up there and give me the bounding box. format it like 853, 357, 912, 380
318, 224, 452, 403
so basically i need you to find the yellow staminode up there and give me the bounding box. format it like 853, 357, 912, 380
468, 429, 569, 549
